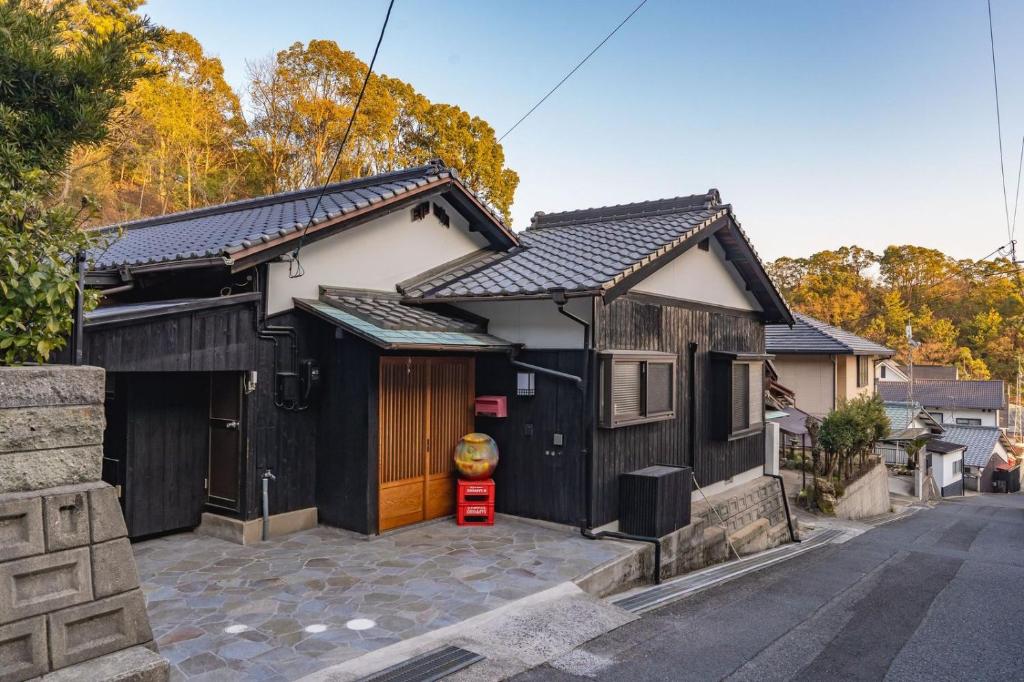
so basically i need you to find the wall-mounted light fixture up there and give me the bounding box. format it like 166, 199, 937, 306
517, 371, 535, 397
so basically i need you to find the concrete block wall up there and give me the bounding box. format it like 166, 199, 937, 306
578, 476, 794, 596
0, 366, 167, 682
834, 461, 891, 520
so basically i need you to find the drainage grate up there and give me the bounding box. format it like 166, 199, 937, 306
359, 645, 484, 682
613, 528, 844, 614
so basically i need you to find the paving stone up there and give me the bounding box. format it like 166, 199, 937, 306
0, 496, 45, 562
0, 615, 47, 680
134, 518, 634, 681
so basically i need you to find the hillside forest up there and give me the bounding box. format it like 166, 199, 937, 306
57, 0, 519, 225
49, 3, 1022, 390
767, 245, 1023, 389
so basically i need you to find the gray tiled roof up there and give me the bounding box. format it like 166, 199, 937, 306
926, 439, 965, 455
765, 313, 894, 356
404, 193, 724, 298
295, 289, 510, 350
878, 380, 1007, 410
86, 164, 494, 269
882, 401, 940, 434
939, 425, 1005, 467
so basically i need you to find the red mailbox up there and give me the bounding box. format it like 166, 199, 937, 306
474, 395, 507, 418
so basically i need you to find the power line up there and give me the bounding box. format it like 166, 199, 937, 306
289, 0, 396, 278
496, 0, 649, 143
1013, 136, 1024, 234
987, 0, 1012, 243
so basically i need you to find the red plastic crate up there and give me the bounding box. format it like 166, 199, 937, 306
457, 503, 494, 526
457, 479, 495, 505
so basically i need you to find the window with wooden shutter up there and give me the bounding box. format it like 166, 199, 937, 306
711, 351, 767, 440
599, 351, 676, 428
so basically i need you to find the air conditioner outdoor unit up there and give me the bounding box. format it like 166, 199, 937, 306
619, 464, 692, 538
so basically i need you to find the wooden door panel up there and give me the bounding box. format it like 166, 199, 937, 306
207, 373, 242, 510
426, 358, 474, 519
378, 356, 474, 532
378, 358, 428, 531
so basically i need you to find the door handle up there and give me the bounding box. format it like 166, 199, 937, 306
225, 420, 240, 430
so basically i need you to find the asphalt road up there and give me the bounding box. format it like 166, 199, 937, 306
513, 494, 1024, 681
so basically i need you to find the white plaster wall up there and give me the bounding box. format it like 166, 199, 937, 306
266, 196, 488, 314
924, 407, 998, 427
632, 238, 762, 312
876, 360, 908, 382
455, 297, 592, 349
771, 355, 835, 418
931, 451, 962, 489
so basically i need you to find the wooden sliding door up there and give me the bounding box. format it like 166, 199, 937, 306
378, 357, 474, 532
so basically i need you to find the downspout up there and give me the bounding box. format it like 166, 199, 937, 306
550, 288, 593, 529
831, 355, 838, 411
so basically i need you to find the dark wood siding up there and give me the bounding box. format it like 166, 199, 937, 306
592, 294, 765, 526
316, 334, 380, 534
475, 350, 588, 526
247, 310, 326, 519
104, 373, 209, 538
80, 302, 257, 372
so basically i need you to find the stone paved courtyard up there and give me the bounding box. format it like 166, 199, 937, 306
134, 516, 633, 681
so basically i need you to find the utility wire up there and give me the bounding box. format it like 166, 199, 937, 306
497, 0, 649, 143
987, 0, 1013, 243
1013, 136, 1024, 235
289, 0, 396, 278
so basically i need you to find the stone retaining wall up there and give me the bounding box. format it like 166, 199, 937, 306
0, 366, 167, 682
577, 474, 795, 596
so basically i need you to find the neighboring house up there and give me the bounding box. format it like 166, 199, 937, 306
899, 363, 958, 381
875, 401, 943, 467
878, 380, 1007, 427
765, 313, 895, 418
923, 439, 965, 497
65, 163, 792, 539
940, 424, 1012, 493
876, 358, 909, 382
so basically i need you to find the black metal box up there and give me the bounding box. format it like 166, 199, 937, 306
619, 465, 692, 537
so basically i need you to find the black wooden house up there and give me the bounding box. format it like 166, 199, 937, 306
69, 162, 792, 540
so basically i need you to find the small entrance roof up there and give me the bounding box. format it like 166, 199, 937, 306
295, 288, 511, 352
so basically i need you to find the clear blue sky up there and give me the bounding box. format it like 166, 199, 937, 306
143, 0, 1024, 261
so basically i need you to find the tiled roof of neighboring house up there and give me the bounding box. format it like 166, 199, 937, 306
769, 405, 818, 437
878, 380, 1007, 410
926, 439, 966, 455
939, 424, 1006, 468
898, 364, 957, 380
401, 191, 793, 323
294, 288, 510, 351
765, 313, 894, 356
86, 163, 514, 271
883, 401, 942, 437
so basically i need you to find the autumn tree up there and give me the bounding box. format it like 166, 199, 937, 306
245, 40, 519, 222
0, 0, 155, 363
768, 247, 876, 329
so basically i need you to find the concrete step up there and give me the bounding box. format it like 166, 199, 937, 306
610, 528, 845, 615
